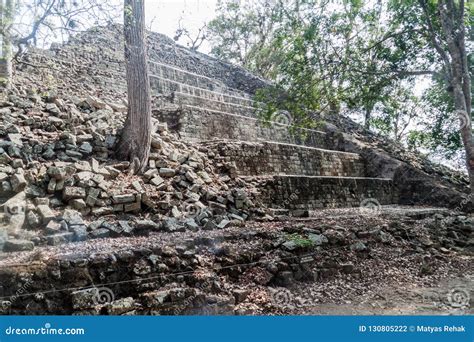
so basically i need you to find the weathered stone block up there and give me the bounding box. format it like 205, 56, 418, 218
112, 194, 135, 204
10, 173, 27, 192
46, 232, 74, 246
63, 187, 86, 201
36, 205, 55, 224
159, 168, 175, 178
4, 239, 34, 252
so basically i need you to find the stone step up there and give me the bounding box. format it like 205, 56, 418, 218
148, 61, 252, 100
154, 106, 333, 150
151, 78, 254, 110
268, 206, 450, 219
201, 140, 365, 177
170, 91, 254, 117
250, 175, 396, 210
28, 51, 254, 102
305, 206, 450, 218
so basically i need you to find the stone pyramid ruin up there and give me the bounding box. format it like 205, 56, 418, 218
0, 26, 471, 315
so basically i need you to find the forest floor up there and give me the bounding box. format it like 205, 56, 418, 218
281, 264, 473, 315
1, 206, 472, 315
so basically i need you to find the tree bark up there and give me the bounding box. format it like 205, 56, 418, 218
0, 0, 13, 89
364, 107, 371, 130
438, 0, 474, 193
116, 0, 152, 174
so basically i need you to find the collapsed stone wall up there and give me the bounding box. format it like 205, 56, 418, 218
333, 128, 473, 211
2, 206, 470, 315
145, 29, 270, 94
0, 85, 259, 253
20, 27, 346, 154
1, 26, 472, 316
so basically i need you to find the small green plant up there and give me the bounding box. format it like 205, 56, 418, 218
285, 233, 314, 248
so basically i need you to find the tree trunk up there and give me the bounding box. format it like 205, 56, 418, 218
0, 0, 13, 89
116, 0, 152, 174
454, 86, 474, 193
438, 0, 474, 193
364, 107, 371, 130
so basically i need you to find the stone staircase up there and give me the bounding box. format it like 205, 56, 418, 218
149, 58, 397, 211
24, 28, 398, 212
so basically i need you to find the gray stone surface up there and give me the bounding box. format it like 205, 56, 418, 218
4, 239, 34, 252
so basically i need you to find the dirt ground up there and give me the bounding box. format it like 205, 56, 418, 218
295, 275, 473, 315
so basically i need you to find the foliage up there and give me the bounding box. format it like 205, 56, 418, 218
8, 0, 121, 53
208, 0, 428, 126
407, 79, 463, 156
207, 0, 286, 78
206, 0, 473, 171
370, 81, 421, 140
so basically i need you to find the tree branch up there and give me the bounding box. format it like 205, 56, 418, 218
418, 0, 452, 76
349, 68, 438, 77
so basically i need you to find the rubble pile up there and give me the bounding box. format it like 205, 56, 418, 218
0, 87, 261, 252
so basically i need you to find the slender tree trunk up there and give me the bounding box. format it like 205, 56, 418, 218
454, 85, 474, 192
0, 0, 13, 89
364, 107, 371, 130
394, 114, 399, 141
452, 76, 473, 191
438, 0, 474, 193
116, 0, 152, 174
